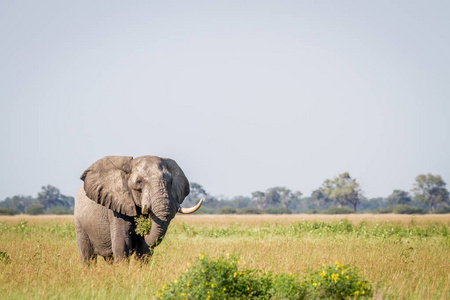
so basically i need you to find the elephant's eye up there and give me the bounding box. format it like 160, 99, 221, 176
136, 179, 143, 187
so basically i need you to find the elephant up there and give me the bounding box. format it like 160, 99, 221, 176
74, 155, 202, 263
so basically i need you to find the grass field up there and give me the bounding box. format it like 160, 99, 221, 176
1, 214, 449, 299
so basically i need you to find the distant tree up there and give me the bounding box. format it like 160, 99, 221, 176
412, 174, 449, 212
230, 196, 252, 209
251, 191, 265, 208
252, 187, 302, 210
60, 195, 74, 210
25, 204, 45, 215
387, 190, 411, 205
183, 182, 219, 209
359, 197, 387, 211
320, 172, 363, 211
37, 185, 65, 211
310, 189, 332, 210
0, 195, 34, 213
183, 182, 207, 207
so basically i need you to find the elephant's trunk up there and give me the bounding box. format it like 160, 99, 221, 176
141, 190, 178, 251
143, 214, 170, 250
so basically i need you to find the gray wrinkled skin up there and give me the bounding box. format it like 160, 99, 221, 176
74, 155, 189, 264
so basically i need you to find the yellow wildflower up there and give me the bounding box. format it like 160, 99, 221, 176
233, 272, 237, 277
313, 283, 317, 287
181, 293, 186, 297
187, 282, 190, 287
346, 276, 349, 280
320, 271, 326, 278
211, 283, 215, 288
355, 291, 360, 295
223, 287, 226, 291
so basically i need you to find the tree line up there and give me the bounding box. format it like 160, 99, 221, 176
1, 173, 449, 215
0, 185, 74, 215
183, 173, 450, 215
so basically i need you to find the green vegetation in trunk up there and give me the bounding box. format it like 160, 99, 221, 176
134, 215, 152, 236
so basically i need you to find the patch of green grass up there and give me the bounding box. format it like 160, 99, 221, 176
171, 219, 449, 239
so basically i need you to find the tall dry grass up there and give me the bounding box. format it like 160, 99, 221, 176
1, 214, 449, 299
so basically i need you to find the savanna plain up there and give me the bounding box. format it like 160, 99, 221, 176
1, 214, 449, 299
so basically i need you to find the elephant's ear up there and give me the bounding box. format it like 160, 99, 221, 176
164, 159, 190, 204
80, 156, 137, 216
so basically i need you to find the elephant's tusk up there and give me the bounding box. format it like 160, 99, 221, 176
142, 204, 148, 215
178, 199, 203, 214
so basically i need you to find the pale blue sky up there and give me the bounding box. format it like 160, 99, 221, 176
1, 1, 449, 200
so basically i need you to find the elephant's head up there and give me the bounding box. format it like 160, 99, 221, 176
80, 155, 202, 249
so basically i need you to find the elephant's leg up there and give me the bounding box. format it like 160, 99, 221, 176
110, 212, 134, 262
75, 228, 96, 265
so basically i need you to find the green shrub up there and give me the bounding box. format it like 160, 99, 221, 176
322, 207, 355, 214
0, 207, 18, 215
25, 204, 44, 215
237, 207, 262, 214
156, 255, 271, 299
271, 273, 305, 299
392, 205, 427, 214
263, 207, 292, 214
134, 215, 152, 236
46, 207, 74, 215
216, 206, 237, 214
303, 261, 372, 299
434, 205, 450, 214
156, 255, 373, 299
